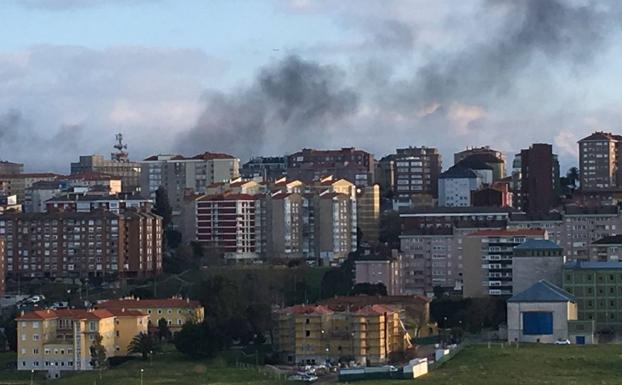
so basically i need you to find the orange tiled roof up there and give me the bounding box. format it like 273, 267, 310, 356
17, 309, 115, 321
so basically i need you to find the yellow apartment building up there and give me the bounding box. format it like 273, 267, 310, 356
96, 297, 204, 332
16, 308, 147, 376
274, 304, 406, 366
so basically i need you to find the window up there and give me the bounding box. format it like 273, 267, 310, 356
32, 334, 39, 341
305, 330, 311, 337
32, 321, 39, 329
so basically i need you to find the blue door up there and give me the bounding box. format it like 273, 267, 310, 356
576, 336, 585, 345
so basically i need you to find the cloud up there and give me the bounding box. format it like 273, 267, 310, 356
0, 45, 225, 171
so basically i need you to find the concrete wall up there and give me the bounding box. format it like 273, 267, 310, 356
512, 256, 564, 294
507, 301, 573, 343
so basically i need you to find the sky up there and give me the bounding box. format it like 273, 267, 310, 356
1, 0, 622, 172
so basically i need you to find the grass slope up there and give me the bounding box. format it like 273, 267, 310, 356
0, 350, 280, 385
363, 344, 622, 385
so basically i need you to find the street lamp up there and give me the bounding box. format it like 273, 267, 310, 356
140, 368, 144, 385
30, 369, 34, 385
149, 350, 153, 367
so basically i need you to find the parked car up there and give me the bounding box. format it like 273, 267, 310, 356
554, 339, 571, 345
287, 373, 318, 382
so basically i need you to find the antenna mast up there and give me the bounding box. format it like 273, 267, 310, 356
111, 133, 129, 162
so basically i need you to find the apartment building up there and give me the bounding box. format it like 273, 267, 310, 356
563, 261, 622, 332
591, 235, 622, 261
265, 191, 304, 260
438, 166, 480, 207
0, 238, 4, 296
64, 172, 122, 194
399, 207, 513, 295
96, 297, 204, 332
140, 152, 240, 214
0, 161, 24, 175
463, 229, 547, 297
45, 193, 153, 214
0, 210, 162, 280
354, 250, 404, 295
356, 185, 380, 245
578, 132, 622, 192
379, 147, 442, 207
71, 155, 141, 193
240, 156, 287, 181
314, 191, 357, 265
286, 148, 375, 187
16, 308, 148, 375
454, 146, 505, 180
273, 304, 406, 366
512, 144, 560, 214
0, 173, 62, 203
191, 193, 262, 262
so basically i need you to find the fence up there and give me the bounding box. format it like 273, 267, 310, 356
429, 342, 468, 370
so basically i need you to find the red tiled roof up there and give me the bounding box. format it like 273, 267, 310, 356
97, 297, 202, 309
17, 309, 115, 321
467, 229, 546, 237
105, 308, 148, 317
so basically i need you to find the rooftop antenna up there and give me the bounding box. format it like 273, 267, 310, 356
112, 133, 129, 162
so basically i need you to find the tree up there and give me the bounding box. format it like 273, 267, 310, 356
2, 311, 17, 352
351, 282, 387, 296
128, 332, 160, 359
153, 186, 173, 229
379, 210, 401, 249
89, 333, 107, 369
157, 318, 171, 341
174, 321, 225, 358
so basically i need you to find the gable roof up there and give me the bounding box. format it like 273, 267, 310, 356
508, 280, 575, 303
439, 166, 478, 179
592, 235, 622, 245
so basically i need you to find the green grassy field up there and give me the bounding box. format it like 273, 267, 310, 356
361, 343, 622, 385
0, 350, 283, 385
5, 343, 622, 384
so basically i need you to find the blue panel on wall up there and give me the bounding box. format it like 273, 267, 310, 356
522, 312, 553, 335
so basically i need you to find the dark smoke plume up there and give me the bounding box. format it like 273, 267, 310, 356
407, 0, 617, 105
176, 55, 358, 160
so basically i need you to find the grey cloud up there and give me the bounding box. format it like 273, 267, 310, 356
176, 55, 358, 160
410, 0, 618, 104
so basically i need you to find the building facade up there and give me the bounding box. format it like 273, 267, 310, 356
274, 304, 406, 366
354, 251, 404, 295
71, 155, 141, 193
140, 152, 240, 215
191, 193, 262, 262
356, 185, 380, 245
438, 166, 480, 207
513, 144, 560, 214
96, 297, 204, 332
240, 156, 287, 181
0, 211, 162, 279
563, 261, 622, 332
507, 280, 579, 344
578, 131, 622, 192
16, 308, 148, 375
454, 146, 505, 180
511, 239, 565, 295
463, 229, 547, 297
381, 147, 442, 207
286, 148, 375, 187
